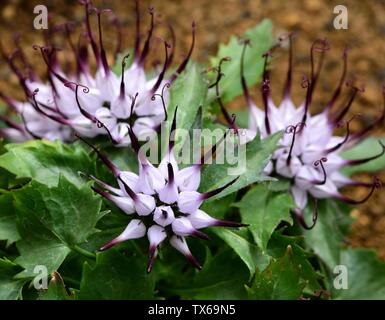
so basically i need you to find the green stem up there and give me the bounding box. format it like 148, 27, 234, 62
71, 245, 96, 260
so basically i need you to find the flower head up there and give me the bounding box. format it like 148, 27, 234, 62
79, 109, 246, 272
0, 1, 195, 146
217, 36, 384, 228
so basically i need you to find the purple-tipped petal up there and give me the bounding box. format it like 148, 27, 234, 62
100, 219, 146, 251
187, 209, 248, 229
147, 225, 167, 271
134, 193, 156, 216
169, 235, 202, 270
153, 206, 175, 227
172, 217, 209, 240
177, 191, 203, 214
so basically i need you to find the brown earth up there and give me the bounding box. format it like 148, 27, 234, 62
1, 0, 385, 257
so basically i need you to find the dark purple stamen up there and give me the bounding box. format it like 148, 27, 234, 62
313, 157, 328, 185
167, 163, 175, 184
346, 141, 385, 166
147, 245, 157, 273
139, 7, 155, 66
170, 21, 196, 82
166, 24, 176, 68
240, 39, 253, 108
332, 82, 364, 124
65, 81, 118, 144
0, 91, 18, 111
214, 219, 249, 228
292, 198, 318, 230
33, 45, 69, 84
337, 176, 382, 204
94, 7, 112, 75
326, 114, 357, 153
261, 51, 272, 134
110, 14, 122, 60
282, 33, 294, 99
349, 85, 385, 143
200, 128, 230, 166
76, 134, 120, 176
133, 0, 141, 61
116, 175, 138, 201
151, 39, 171, 94
161, 210, 168, 218
129, 92, 139, 126
203, 176, 239, 200
13, 32, 36, 81
168, 106, 178, 151
285, 122, 306, 165
211, 57, 238, 132
80, 0, 100, 66
126, 123, 141, 155
0, 115, 23, 131
151, 82, 171, 121
120, 54, 130, 98
191, 230, 209, 241
326, 48, 348, 112
29, 89, 69, 126
301, 39, 330, 124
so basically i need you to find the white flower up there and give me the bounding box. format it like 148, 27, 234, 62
80, 108, 244, 272
216, 38, 384, 228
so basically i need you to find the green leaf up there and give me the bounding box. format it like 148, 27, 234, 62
13, 176, 102, 278
303, 200, 351, 269
200, 193, 236, 220
0, 140, 95, 187
246, 246, 304, 300
209, 20, 273, 103
235, 184, 293, 251
166, 63, 208, 153
200, 131, 282, 200
38, 272, 73, 300
0, 193, 20, 246
268, 232, 322, 293
0, 258, 25, 300
212, 228, 270, 275
333, 248, 385, 299
341, 137, 385, 175
170, 249, 249, 299
79, 250, 155, 299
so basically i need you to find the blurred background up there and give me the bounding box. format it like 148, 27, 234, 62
0, 0, 385, 256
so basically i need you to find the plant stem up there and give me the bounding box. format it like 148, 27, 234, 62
71, 245, 96, 260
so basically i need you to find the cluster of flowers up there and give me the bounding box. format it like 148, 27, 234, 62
78, 108, 246, 272
217, 37, 384, 228
0, 0, 194, 146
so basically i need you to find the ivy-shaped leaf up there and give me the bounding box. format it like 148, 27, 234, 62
170, 249, 249, 299
246, 246, 305, 300
79, 250, 155, 299
332, 248, 385, 299
200, 132, 282, 200
235, 184, 293, 251
0, 258, 26, 300
209, 19, 273, 103
0, 192, 20, 246
165, 62, 208, 154
212, 228, 270, 275
13, 176, 102, 279
341, 136, 385, 175
0, 140, 96, 187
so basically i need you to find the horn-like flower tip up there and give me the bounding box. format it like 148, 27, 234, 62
99, 219, 146, 251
